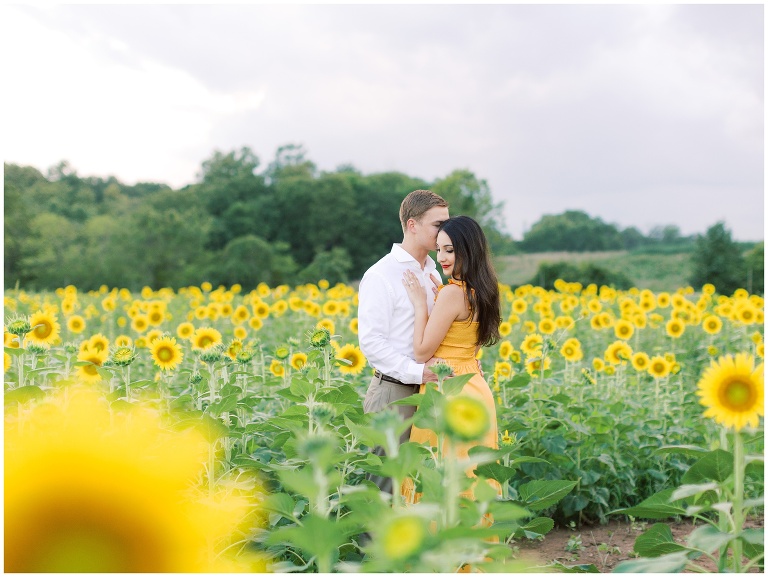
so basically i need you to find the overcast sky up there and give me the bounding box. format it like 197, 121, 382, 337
2, 3, 764, 241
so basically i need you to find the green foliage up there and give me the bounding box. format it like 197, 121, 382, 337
526, 260, 634, 290
688, 222, 747, 295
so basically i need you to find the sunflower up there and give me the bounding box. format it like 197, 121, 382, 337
110, 335, 130, 348
234, 326, 247, 340
498, 321, 512, 337
498, 340, 513, 360
27, 310, 60, 346
76, 349, 109, 384
666, 318, 685, 339
322, 300, 340, 316
500, 429, 516, 446
67, 315, 86, 334
604, 340, 633, 365
88, 333, 110, 353
252, 301, 270, 320
631, 352, 650, 372
131, 315, 149, 333
147, 308, 165, 327
701, 315, 723, 335
191, 327, 222, 351
592, 357, 605, 372
512, 298, 528, 314
288, 297, 304, 312
271, 300, 289, 316
538, 318, 556, 335
6, 386, 259, 572
231, 306, 250, 325
150, 336, 184, 371
525, 355, 552, 376
349, 318, 359, 334
494, 361, 513, 380
256, 283, 271, 298
248, 317, 263, 332
375, 514, 428, 562
656, 292, 671, 308
757, 342, 764, 359
317, 318, 335, 334
520, 333, 544, 356
225, 339, 243, 361
269, 359, 285, 377
613, 319, 634, 341
696, 354, 764, 431
290, 352, 308, 371
444, 395, 490, 441
336, 344, 367, 375
647, 356, 672, 379
560, 340, 583, 363
735, 302, 757, 325
145, 329, 163, 346
176, 322, 195, 340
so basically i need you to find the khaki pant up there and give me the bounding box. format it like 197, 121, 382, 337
363, 374, 420, 495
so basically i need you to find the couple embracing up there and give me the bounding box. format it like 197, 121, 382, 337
358, 189, 502, 501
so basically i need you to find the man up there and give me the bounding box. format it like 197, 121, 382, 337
358, 189, 450, 494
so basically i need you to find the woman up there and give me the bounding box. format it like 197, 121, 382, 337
400, 215, 502, 502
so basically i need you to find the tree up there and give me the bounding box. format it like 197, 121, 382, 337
688, 222, 746, 295
209, 235, 298, 289
431, 170, 515, 255
743, 243, 764, 295
195, 147, 271, 250
520, 210, 623, 252
296, 248, 353, 285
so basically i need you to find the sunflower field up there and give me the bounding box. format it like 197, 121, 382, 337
4, 279, 764, 572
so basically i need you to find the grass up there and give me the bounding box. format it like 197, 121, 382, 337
493, 251, 692, 292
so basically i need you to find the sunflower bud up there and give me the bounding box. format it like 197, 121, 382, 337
6, 318, 31, 336
428, 361, 453, 380
307, 328, 331, 349
111, 346, 138, 367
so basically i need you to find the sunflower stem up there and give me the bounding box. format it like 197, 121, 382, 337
15, 350, 25, 389
731, 430, 745, 572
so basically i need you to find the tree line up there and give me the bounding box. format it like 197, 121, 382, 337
4, 145, 762, 293
4, 145, 514, 291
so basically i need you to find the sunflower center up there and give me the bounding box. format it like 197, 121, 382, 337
158, 347, 173, 362
721, 379, 755, 411
34, 322, 52, 338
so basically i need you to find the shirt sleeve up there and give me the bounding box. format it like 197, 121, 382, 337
357, 270, 424, 384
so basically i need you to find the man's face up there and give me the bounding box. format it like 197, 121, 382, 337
412, 206, 449, 252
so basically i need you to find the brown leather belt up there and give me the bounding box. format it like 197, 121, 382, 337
374, 369, 413, 387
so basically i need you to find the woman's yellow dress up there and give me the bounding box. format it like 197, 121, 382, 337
402, 318, 501, 503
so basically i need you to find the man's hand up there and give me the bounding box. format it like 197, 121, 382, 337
422, 356, 450, 383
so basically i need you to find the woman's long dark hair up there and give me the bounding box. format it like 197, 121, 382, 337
439, 216, 501, 347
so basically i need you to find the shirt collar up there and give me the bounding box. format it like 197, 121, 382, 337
391, 244, 437, 273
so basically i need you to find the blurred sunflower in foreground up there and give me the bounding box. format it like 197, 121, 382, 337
5, 385, 264, 572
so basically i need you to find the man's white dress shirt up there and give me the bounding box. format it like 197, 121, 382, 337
358, 244, 442, 385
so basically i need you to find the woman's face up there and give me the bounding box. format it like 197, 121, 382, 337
435, 230, 456, 278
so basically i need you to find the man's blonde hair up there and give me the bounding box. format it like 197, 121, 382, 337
399, 190, 449, 231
